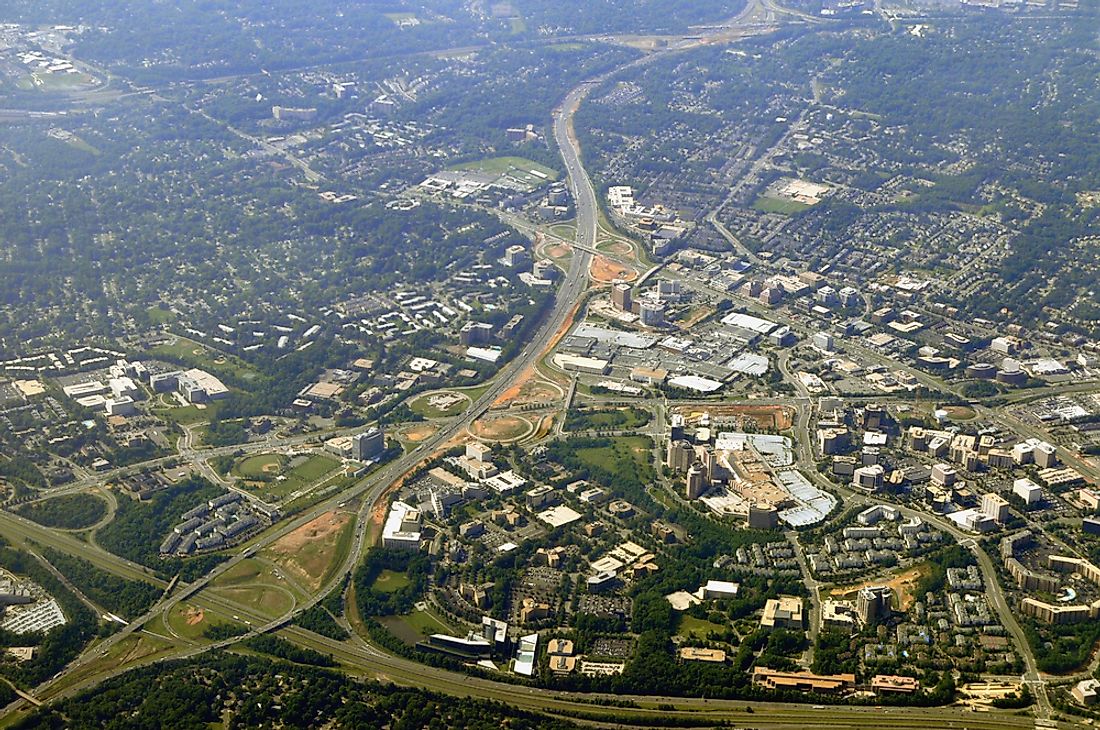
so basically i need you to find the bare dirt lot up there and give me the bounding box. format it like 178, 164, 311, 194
469, 414, 533, 442
590, 255, 637, 284
401, 423, 439, 442
671, 404, 794, 431
267, 510, 353, 591
546, 243, 571, 258
830, 565, 927, 611
508, 378, 563, 408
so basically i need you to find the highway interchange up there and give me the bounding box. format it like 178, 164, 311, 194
0, 2, 1094, 727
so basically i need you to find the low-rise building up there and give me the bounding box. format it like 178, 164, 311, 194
761, 595, 803, 629
381, 501, 421, 550
871, 675, 920, 695
1072, 678, 1100, 706
680, 647, 726, 663
752, 667, 855, 694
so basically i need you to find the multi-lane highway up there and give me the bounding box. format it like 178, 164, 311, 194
0, 3, 1087, 726
0, 37, 606, 720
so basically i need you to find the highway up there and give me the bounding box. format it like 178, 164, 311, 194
0, 4, 1086, 727
0, 32, 604, 721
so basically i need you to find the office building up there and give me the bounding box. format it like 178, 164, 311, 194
382, 501, 422, 550
532, 259, 558, 281
812, 331, 834, 352
686, 462, 707, 499
817, 427, 847, 455
857, 586, 892, 624
1072, 679, 1100, 706
752, 668, 854, 694
105, 396, 137, 417
761, 596, 803, 629
981, 492, 1010, 523
639, 301, 664, 327
352, 428, 385, 461
852, 464, 884, 493
611, 282, 632, 312
504, 245, 530, 268
460, 321, 494, 345
666, 439, 694, 472
930, 463, 957, 488
1012, 478, 1041, 506
748, 502, 779, 529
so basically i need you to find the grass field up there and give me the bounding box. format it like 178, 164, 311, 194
575, 435, 653, 473
209, 560, 299, 617
167, 602, 244, 641
146, 305, 176, 324
548, 223, 577, 239
456, 382, 492, 401
213, 559, 267, 587
212, 584, 296, 619
447, 156, 559, 185
380, 608, 454, 645
234, 453, 339, 499
942, 405, 978, 421
43, 633, 175, 699
234, 453, 288, 479
373, 569, 411, 594
752, 195, 813, 215
264, 510, 356, 592
59, 134, 100, 155
677, 614, 728, 640
408, 391, 471, 418
19, 72, 96, 92
148, 335, 259, 382
566, 406, 649, 431
152, 402, 221, 426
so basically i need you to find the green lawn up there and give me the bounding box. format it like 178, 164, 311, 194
752, 195, 813, 215
292, 454, 340, 481
455, 382, 493, 402
566, 406, 649, 431
677, 614, 728, 640
235, 454, 340, 500
167, 603, 244, 642
152, 402, 221, 426
408, 391, 471, 418
373, 569, 410, 594
148, 336, 259, 382
378, 608, 455, 645
146, 305, 176, 325
447, 156, 559, 185
548, 223, 577, 239
233, 453, 288, 479
59, 134, 100, 155
509, 16, 527, 33
576, 435, 653, 473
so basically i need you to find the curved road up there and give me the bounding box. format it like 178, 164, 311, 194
0, 4, 1075, 727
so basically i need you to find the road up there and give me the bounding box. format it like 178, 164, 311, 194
0, 4, 1081, 726
0, 34, 603, 719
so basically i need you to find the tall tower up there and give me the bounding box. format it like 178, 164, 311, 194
612, 282, 632, 312
857, 586, 892, 624
686, 462, 707, 500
